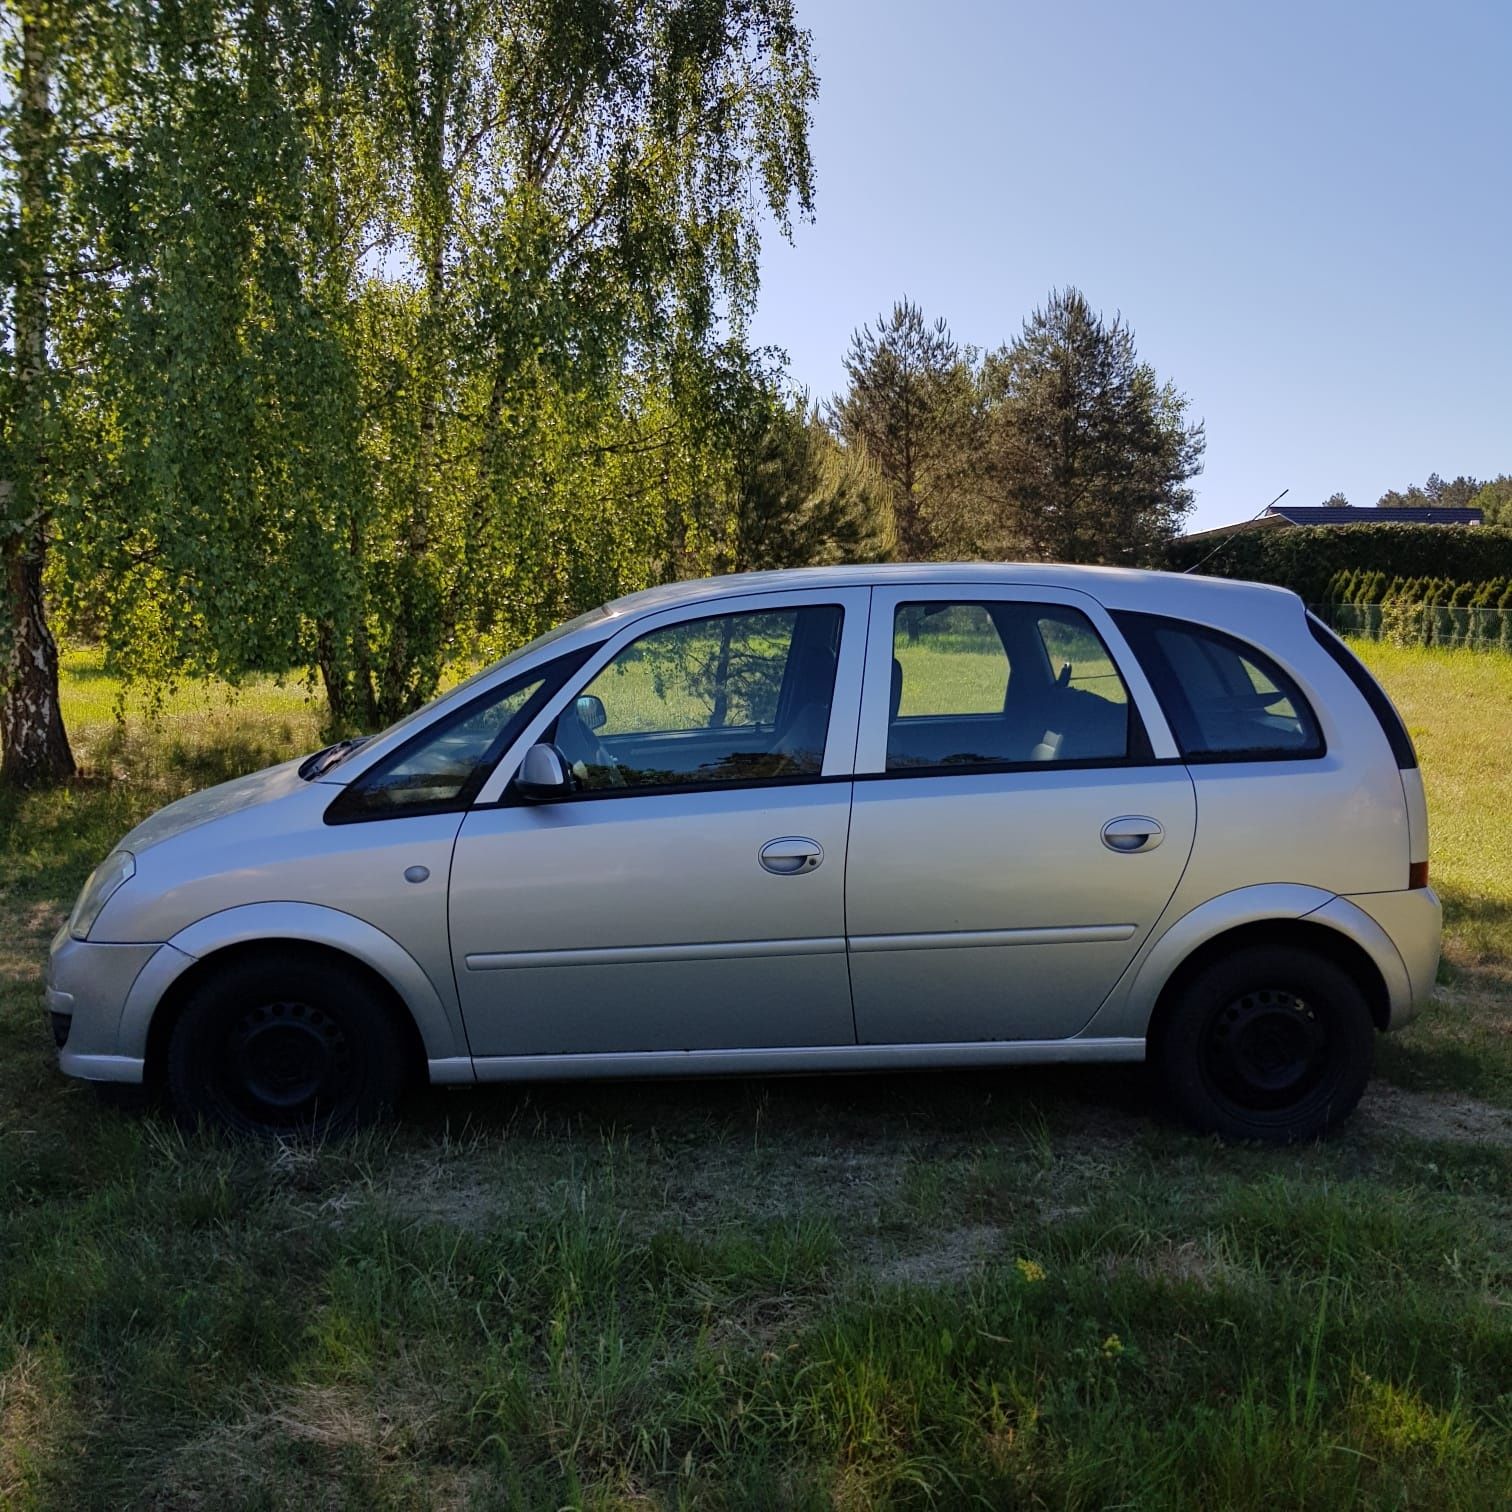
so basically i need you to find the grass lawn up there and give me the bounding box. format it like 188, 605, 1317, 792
1, 643, 1509, 1509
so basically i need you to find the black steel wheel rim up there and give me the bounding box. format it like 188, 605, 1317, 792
224, 999, 355, 1125
1202, 987, 1329, 1113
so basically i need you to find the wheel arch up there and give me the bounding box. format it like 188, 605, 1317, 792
141, 938, 430, 1092
1143, 917, 1393, 1059
121, 901, 472, 1086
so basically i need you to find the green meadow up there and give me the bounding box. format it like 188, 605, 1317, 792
1, 642, 1508, 1509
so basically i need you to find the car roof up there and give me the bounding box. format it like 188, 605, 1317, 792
596, 562, 1299, 622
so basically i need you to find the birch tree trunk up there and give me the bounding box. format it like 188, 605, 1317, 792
1, 11, 74, 786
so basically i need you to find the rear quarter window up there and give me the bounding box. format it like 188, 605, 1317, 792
1114, 612, 1324, 762
1306, 612, 1418, 769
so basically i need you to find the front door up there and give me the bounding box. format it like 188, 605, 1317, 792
449, 589, 869, 1059
845, 586, 1196, 1043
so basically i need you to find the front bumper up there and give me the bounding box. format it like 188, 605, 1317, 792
46, 923, 161, 1083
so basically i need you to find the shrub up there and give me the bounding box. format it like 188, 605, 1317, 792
1165, 524, 1512, 603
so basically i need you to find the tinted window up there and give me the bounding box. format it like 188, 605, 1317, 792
560, 605, 842, 792
1307, 612, 1417, 769
887, 601, 1132, 771
1115, 612, 1323, 761
330, 651, 587, 820
1037, 610, 1130, 709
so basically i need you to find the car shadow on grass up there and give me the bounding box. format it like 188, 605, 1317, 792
401, 1059, 1162, 1148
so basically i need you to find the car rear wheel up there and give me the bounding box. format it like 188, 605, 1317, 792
166, 952, 409, 1137
1156, 944, 1374, 1143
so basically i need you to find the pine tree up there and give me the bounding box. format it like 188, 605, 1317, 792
728, 395, 894, 572
978, 289, 1204, 565
828, 299, 977, 560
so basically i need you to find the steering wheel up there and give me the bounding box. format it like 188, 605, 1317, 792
555, 705, 626, 787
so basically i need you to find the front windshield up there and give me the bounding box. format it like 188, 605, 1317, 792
312, 602, 616, 773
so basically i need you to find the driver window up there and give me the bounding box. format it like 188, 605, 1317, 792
559, 605, 843, 792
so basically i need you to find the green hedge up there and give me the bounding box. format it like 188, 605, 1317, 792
1325, 570, 1512, 607
1164, 524, 1512, 603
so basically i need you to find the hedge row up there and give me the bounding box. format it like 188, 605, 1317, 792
1326, 570, 1512, 609
1328, 599, 1512, 653
1163, 523, 1512, 603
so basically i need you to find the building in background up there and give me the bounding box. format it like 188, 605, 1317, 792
1182, 503, 1482, 540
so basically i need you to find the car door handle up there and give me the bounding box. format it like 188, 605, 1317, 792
759, 837, 824, 875
1102, 816, 1164, 854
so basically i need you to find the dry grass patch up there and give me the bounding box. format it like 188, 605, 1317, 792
1356, 1081, 1512, 1147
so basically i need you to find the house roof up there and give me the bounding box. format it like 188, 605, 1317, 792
1269, 505, 1482, 526
1182, 504, 1483, 539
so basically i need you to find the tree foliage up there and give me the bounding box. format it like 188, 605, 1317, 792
1470, 475, 1512, 526
727, 389, 893, 573
977, 289, 1203, 565
9, 0, 821, 752
828, 299, 977, 560
1376, 472, 1483, 510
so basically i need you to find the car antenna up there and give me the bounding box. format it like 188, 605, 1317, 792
1181, 488, 1288, 576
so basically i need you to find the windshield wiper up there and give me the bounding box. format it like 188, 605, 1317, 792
298, 737, 370, 780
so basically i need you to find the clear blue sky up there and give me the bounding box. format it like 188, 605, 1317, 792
748, 0, 1512, 532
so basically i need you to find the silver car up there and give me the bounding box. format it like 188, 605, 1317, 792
47, 565, 1441, 1142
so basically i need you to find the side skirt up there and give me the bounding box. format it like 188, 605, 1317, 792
467, 1037, 1146, 1084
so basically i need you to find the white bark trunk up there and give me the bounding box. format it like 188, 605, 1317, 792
2, 12, 75, 786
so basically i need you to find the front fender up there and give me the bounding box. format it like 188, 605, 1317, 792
119, 901, 474, 1080
1077, 884, 1412, 1040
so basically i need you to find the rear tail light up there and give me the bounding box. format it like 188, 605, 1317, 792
1409, 860, 1429, 890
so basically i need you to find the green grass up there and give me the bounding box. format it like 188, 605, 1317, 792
1, 642, 1509, 1509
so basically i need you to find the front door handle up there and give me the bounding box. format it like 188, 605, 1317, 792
1102, 816, 1164, 854
759, 836, 824, 875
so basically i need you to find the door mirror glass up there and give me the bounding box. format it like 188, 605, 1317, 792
513, 742, 573, 802
574, 693, 608, 732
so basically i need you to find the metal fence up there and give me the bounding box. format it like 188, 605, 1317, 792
1311, 602, 1512, 653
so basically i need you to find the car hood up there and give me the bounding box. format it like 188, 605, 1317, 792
117, 757, 310, 854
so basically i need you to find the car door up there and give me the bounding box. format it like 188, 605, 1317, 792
845, 583, 1197, 1043
449, 588, 869, 1060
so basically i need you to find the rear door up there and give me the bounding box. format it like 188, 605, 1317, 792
845, 584, 1196, 1043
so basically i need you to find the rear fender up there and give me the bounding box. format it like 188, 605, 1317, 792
1077, 884, 1411, 1040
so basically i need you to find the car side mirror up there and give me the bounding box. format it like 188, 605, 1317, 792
513, 742, 573, 803
575, 693, 607, 732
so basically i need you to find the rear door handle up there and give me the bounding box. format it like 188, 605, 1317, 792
759, 837, 824, 875
1101, 816, 1164, 854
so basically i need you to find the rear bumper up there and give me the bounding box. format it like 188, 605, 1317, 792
1340, 886, 1442, 1028
46, 924, 159, 1084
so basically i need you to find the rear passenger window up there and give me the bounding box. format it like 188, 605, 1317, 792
888, 601, 1133, 771
1115, 613, 1323, 761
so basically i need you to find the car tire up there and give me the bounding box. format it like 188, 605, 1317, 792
1156, 944, 1374, 1144
166, 951, 409, 1137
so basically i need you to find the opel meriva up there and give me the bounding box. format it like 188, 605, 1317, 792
47, 565, 1441, 1142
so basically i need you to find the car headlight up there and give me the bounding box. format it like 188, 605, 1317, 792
68, 850, 136, 941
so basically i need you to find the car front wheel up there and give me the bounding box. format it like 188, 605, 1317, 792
1156, 944, 1375, 1144
166, 951, 409, 1137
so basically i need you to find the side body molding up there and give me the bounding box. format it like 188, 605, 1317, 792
1078, 883, 1413, 1040
119, 901, 474, 1081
